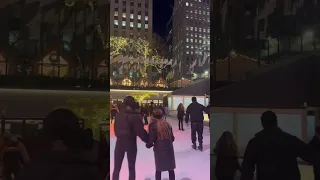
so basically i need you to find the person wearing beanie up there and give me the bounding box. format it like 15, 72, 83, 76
113, 96, 148, 180
146, 108, 176, 180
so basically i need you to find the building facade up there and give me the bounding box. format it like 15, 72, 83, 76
110, 0, 153, 40
173, 0, 210, 79
0, 0, 110, 81
211, 0, 320, 82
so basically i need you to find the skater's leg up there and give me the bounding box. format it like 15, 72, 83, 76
191, 123, 197, 149
112, 140, 125, 180
197, 123, 204, 150
127, 144, 137, 180
168, 170, 175, 180
155, 171, 161, 180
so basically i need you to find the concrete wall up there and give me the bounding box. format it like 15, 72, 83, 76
0, 88, 108, 118
210, 107, 315, 155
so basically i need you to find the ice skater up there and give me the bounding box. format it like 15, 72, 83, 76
112, 96, 149, 180
185, 97, 209, 151
177, 103, 185, 131
146, 108, 176, 180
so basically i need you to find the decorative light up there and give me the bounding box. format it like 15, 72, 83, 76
65, 0, 75, 7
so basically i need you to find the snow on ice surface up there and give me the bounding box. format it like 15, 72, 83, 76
110, 117, 211, 180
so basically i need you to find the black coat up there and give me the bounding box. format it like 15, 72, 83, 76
185, 102, 209, 123
215, 155, 240, 180
240, 128, 317, 180
177, 110, 184, 119
146, 121, 176, 171
308, 136, 320, 180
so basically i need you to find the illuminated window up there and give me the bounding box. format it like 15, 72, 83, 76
114, 11, 118, 16
130, 14, 134, 19
139, 79, 148, 87
114, 20, 118, 25
155, 78, 166, 88
138, 15, 141, 20
122, 21, 126, 26
122, 13, 126, 18
186, 51, 189, 54
145, 24, 148, 29
186, 38, 189, 42
122, 78, 132, 86
190, 39, 193, 42
186, 2, 189, 6
130, 22, 133, 27
145, 16, 148, 21
138, 23, 141, 28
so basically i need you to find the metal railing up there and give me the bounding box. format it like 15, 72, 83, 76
0, 117, 84, 137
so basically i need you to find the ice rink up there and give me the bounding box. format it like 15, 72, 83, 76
110, 117, 210, 180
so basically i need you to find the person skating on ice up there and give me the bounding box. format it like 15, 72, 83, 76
112, 96, 148, 180
176, 103, 185, 131
185, 97, 209, 151
146, 108, 176, 180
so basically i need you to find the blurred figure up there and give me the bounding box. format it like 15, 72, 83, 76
185, 97, 210, 151
2, 135, 24, 180
177, 103, 185, 131
214, 131, 240, 180
240, 111, 318, 180
112, 96, 148, 180
146, 108, 176, 180
16, 108, 98, 180
142, 105, 149, 125
110, 105, 119, 124
163, 105, 168, 120
98, 133, 109, 180
308, 126, 320, 180
149, 102, 155, 117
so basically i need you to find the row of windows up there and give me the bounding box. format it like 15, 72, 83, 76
186, 38, 209, 44
186, 27, 209, 33
114, 0, 149, 9
114, 20, 148, 29
114, 8, 149, 16
186, 33, 209, 39
186, 45, 209, 50
114, 12, 149, 21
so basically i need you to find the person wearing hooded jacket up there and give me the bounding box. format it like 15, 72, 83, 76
240, 111, 319, 180
112, 96, 149, 180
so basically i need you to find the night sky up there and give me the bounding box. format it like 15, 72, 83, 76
153, 0, 174, 38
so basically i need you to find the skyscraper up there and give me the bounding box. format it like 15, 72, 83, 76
110, 0, 153, 40
173, 0, 210, 79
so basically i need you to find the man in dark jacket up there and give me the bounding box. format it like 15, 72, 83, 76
308, 126, 320, 180
240, 111, 318, 180
113, 96, 149, 180
185, 97, 210, 151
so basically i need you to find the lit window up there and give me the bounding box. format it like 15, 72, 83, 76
145, 16, 148, 21
114, 11, 118, 16
190, 27, 193, 30
138, 23, 141, 28
130, 22, 133, 27
186, 14, 189, 18
186, 45, 189, 48
190, 39, 193, 42
186, 51, 189, 54
122, 13, 126, 18
130, 14, 134, 19
186, 27, 189, 30
195, 34, 197, 37
138, 15, 141, 20
145, 24, 148, 29
195, 39, 197, 43
203, 29, 206, 32
122, 21, 126, 26
186, 38, 189, 42
190, 3, 193, 6
199, 39, 202, 43
199, 28, 202, 32
195, 10, 197, 14
186, 2, 189, 6
195, 27, 197, 31
114, 20, 119, 25
191, 45, 193, 49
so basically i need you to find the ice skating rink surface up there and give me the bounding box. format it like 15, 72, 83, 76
110, 117, 210, 180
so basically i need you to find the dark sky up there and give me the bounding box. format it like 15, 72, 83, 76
153, 0, 173, 38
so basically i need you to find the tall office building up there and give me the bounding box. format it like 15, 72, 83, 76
110, 0, 153, 40
173, 0, 210, 79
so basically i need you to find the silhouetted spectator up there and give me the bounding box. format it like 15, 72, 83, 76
82, 128, 99, 163
16, 108, 98, 180
98, 134, 109, 180
2, 136, 24, 180
308, 126, 320, 180
146, 108, 176, 180
214, 131, 240, 180
240, 111, 318, 180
